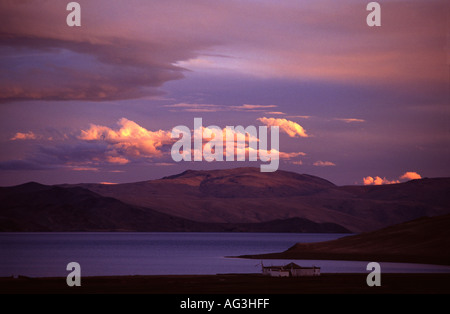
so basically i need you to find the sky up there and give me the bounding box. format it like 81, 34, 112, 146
0, 0, 448, 186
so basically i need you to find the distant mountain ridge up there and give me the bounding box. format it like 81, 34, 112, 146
1, 167, 450, 232
162, 168, 336, 198
0, 180, 348, 232
73, 167, 450, 232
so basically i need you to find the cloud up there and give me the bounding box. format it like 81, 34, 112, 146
79, 118, 174, 159
164, 103, 222, 113
231, 104, 277, 111
257, 117, 308, 138
400, 172, 422, 180
153, 162, 176, 166
0, 141, 112, 171
0, 119, 174, 171
363, 176, 400, 186
0, 38, 187, 102
287, 115, 311, 119
164, 103, 279, 113
279, 152, 306, 159
1, 118, 306, 171
105, 156, 130, 165
37, 142, 113, 167
10, 131, 38, 140
194, 125, 275, 161
333, 118, 365, 123
363, 171, 423, 185
0, 2, 216, 102
313, 161, 336, 167
70, 167, 99, 172
9, 129, 74, 142
0, 0, 445, 104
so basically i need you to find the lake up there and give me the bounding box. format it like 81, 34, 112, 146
1, 232, 449, 277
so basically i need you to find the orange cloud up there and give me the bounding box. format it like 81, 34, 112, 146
257, 117, 308, 138
79, 118, 173, 159
400, 172, 422, 180
10, 131, 38, 141
363, 171, 422, 185
363, 176, 400, 185
77, 118, 306, 167
106, 156, 130, 165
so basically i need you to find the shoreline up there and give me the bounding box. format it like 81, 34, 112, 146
235, 252, 450, 267
2, 273, 450, 294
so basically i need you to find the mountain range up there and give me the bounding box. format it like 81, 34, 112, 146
1, 167, 449, 232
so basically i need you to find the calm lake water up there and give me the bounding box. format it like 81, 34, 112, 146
1, 232, 449, 277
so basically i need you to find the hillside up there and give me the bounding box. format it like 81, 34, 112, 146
0, 182, 202, 231
239, 214, 450, 265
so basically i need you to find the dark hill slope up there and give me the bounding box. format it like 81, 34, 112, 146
240, 214, 450, 265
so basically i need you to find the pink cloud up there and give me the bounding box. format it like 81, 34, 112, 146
278, 152, 306, 159
313, 161, 336, 167
257, 117, 308, 138
71, 167, 100, 172
200, 126, 304, 161
164, 103, 222, 113
333, 118, 365, 123
231, 104, 277, 111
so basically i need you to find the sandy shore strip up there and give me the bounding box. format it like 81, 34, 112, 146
1, 273, 450, 294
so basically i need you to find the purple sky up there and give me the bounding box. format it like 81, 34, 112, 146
0, 0, 448, 186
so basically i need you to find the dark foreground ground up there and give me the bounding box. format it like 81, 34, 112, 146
1, 273, 450, 294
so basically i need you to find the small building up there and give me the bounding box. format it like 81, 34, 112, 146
261, 265, 290, 277
262, 262, 320, 277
